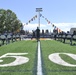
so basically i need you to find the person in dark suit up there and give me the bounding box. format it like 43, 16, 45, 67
36, 27, 40, 41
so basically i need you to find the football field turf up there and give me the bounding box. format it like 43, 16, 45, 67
0, 40, 37, 75
41, 40, 76, 75
0, 40, 76, 75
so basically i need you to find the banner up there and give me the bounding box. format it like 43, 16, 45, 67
26, 15, 37, 25
40, 14, 51, 24
25, 14, 62, 33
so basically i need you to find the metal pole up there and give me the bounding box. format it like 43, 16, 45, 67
39, 11, 40, 29
36, 8, 42, 29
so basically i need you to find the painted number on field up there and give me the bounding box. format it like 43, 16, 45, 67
0, 53, 29, 67
49, 53, 76, 67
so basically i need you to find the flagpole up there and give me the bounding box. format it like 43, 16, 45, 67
39, 11, 40, 29
36, 8, 42, 29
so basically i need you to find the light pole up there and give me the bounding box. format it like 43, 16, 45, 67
36, 8, 42, 29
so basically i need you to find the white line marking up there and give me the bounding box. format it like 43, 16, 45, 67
49, 53, 76, 67
37, 41, 43, 75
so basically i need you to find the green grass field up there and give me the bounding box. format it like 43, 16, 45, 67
0, 39, 76, 75
0, 40, 37, 75
41, 40, 76, 75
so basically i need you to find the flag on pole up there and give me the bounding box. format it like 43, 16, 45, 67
35, 15, 37, 18
31, 18, 33, 21
40, 14, 42, 17
26, 23, 28, 25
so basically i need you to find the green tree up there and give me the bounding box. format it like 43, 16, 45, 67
0, 9, 6, 32
0, 9, 22, 33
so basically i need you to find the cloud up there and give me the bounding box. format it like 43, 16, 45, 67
53, 23, 76, 32
23, 23, 50, 32
23, 23, 76, 32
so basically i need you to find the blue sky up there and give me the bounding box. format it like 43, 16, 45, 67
0, 0, 76, 32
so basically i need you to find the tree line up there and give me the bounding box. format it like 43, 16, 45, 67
0, 9, 23, 33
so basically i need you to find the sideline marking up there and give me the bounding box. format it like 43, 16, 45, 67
37, 41, 43, 75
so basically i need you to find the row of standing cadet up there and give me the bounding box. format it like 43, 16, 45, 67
0, 32, 21, 46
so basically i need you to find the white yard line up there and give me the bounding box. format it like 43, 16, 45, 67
37, 41, 43, 75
